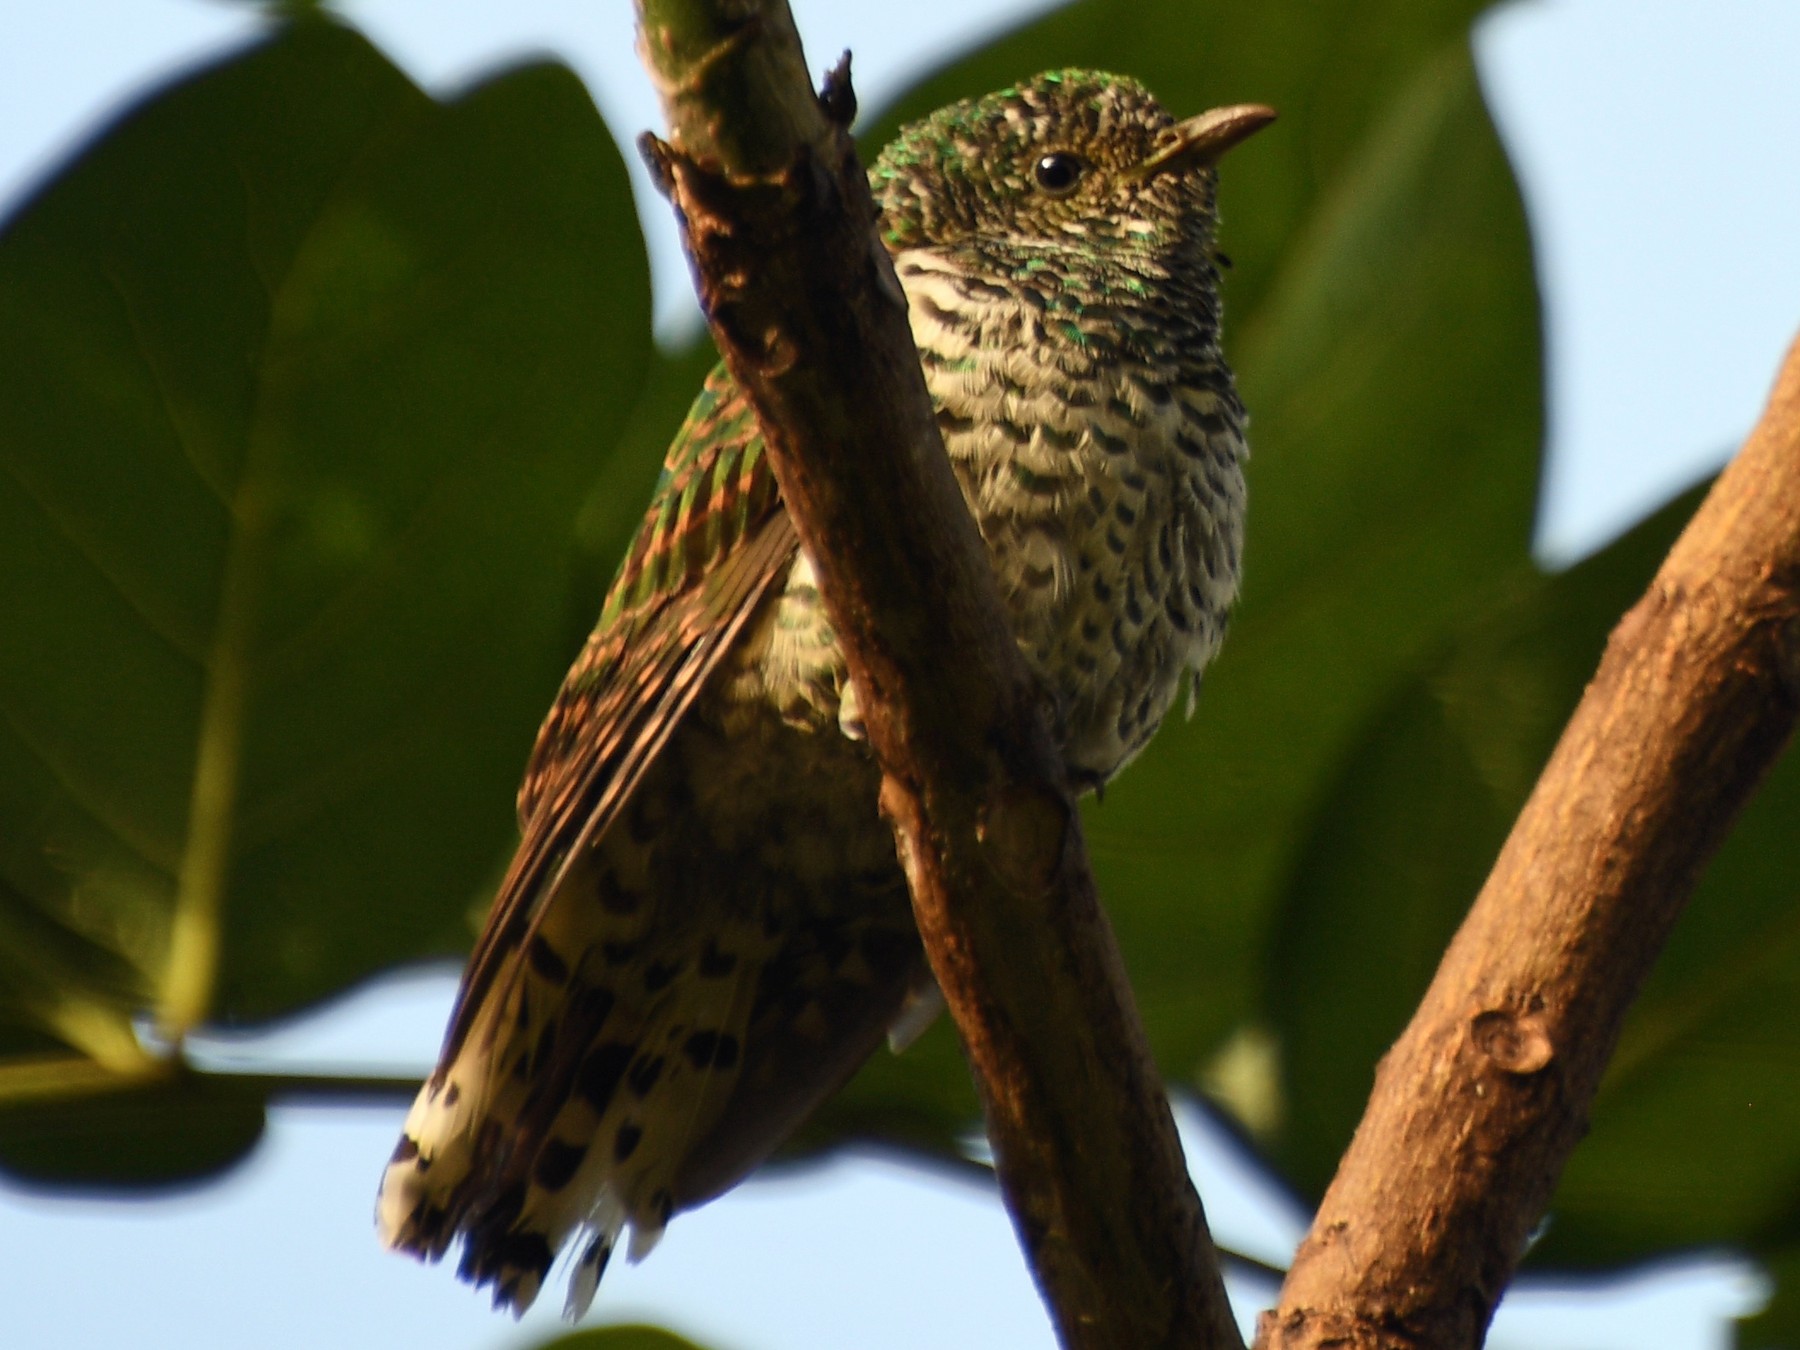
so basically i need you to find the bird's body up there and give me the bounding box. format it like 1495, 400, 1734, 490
377, 69, 1266, 1316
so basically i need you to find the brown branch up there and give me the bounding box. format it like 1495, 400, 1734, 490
1257, 333, 1800, 1349
217, 1070, 425, 1103
631, 2, 1242, 1346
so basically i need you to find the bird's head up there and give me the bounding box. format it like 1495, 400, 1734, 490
871, 70, 1273, 255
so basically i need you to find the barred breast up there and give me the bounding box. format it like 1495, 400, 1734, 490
736, 244, 1247, 783
896, 244, 1246, 784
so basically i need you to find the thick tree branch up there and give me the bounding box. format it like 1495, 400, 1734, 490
1257, 333, 1800, 1349
632, 3, 1242, 1346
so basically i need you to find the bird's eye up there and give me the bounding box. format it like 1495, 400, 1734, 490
1033, 152, 1085, 196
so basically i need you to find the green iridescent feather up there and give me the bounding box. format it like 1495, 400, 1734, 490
451, 368, 794, 1061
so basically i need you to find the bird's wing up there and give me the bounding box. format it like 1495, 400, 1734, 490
442, 364, 797, 1061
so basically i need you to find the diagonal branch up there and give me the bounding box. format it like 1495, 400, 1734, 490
632, 2, 1243, 1346
1257, 333, 1800, 1349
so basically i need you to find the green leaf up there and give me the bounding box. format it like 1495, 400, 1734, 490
1265, 487, 1701, 1192
1741, 1246, 1799, 1349
1538, 692, 1800, 1271
831, 0, 1541, 1148
525, 1325, 720, 1350
0, 16, 651, 1177
0, 1069, 265, 1192
1262, 461, 1800, 1290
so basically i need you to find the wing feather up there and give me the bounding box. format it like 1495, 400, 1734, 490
442, 367, 796, 1062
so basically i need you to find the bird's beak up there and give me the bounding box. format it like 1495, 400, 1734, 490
1132, 103, 1277, 178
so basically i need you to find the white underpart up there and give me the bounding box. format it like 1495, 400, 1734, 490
888, 243, 1247, 783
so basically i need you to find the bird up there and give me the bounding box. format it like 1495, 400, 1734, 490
376, 68, 1271, 1317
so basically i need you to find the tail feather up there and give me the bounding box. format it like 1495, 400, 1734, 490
376, 1067, 484, 1260
375, 704, 930, 1318
375, 842, 771, 1314
492, 911, 767, 1307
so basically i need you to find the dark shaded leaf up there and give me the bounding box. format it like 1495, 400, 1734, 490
0, 1070, 264, 1191
0, 17, 651, 1181
1540, 700, 1800, 1270
1263, 461, 1800, 1292
1741, 1246, 1800, 1349
1266, 487, 1701, 1192
526, 1325, 719, 1350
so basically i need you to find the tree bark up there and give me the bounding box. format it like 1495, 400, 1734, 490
632, 3, 1244, 1347
1257, 333, 1800, 1349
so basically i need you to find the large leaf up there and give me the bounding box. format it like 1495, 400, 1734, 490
0, 17, 652, 1179
0, 1070, 265, 1193
9, 0, 1791, 1323
527, 1326, 720, 1350
1267, 466, 1800, 1291
0, 0, 1555, 1216
1544, 738, 1800, 1275
827, 0, 1542, 1149
1266, 487, 1703, 1194
1743, 1246, 1800, 1349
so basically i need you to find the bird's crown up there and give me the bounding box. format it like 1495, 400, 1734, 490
871, 70, 1262, 253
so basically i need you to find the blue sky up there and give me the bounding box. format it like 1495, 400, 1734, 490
1, 2, 1798, 1348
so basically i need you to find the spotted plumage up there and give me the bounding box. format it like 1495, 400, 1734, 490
376, 69, 1270, 1316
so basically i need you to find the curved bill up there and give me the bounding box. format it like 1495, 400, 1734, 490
1132, 103, 1277, 177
